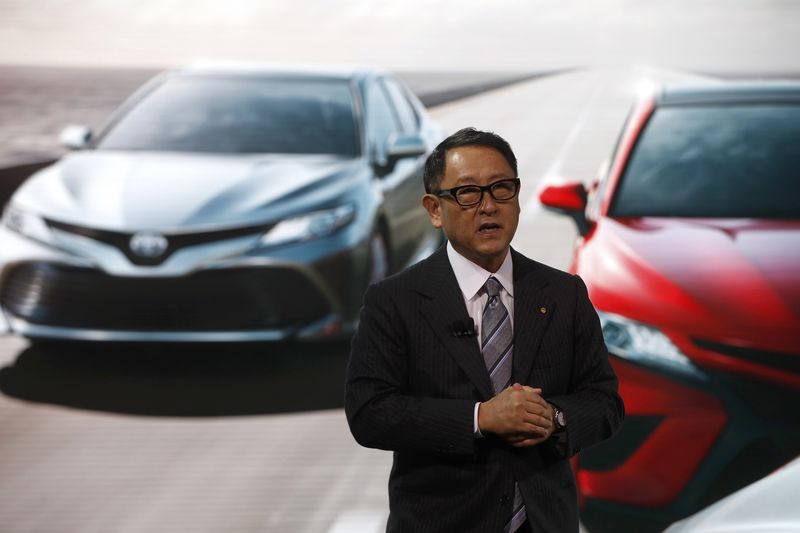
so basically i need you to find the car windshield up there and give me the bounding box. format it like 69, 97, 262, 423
96, 75, 360, 156
611, 104, 800, 218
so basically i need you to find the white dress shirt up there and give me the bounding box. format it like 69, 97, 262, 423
446, 242, 514, 437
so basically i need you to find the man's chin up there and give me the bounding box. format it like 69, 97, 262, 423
474, 237, 511, 254
474, 244, 511, 264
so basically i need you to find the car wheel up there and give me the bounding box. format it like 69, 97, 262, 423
368, 231, 389, 284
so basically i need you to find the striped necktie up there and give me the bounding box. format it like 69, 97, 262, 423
482, 277, 527, 533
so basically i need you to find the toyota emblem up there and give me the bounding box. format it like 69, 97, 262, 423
130, 231, 169, 258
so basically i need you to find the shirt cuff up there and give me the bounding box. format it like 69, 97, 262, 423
474, 402, 484, 438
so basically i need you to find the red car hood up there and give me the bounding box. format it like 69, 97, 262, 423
577, 217, 800, 353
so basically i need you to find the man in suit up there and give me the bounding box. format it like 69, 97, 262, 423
345, 128, 623, 532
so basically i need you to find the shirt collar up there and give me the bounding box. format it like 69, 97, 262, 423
446, 241, 514, 302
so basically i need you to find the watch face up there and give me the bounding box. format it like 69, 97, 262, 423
556, 410, 566, 428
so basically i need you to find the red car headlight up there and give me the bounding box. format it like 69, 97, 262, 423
598, 310, 701, 378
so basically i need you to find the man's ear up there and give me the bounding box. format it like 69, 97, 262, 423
421, 194, 443, 229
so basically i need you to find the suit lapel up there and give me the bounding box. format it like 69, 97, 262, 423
511, 250, 555, 384
418, 249, 494, 400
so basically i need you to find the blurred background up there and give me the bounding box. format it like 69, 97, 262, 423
0, 1, 798, 532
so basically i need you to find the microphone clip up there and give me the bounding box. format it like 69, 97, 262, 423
451, 319, 477, 338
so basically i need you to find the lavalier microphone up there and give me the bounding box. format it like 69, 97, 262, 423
451, 319, 477, 338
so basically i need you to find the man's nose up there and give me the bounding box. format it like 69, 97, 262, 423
479, 190, 498, 213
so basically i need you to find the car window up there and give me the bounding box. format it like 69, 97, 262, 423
96, 76, 360, 156
611, 105, 800, 218
381, 78, 419, 133
365, 81, 401, 156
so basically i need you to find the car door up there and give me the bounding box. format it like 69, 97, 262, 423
364, 76, 426, 269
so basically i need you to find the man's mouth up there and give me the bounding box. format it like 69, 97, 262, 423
478, 223, 501, 234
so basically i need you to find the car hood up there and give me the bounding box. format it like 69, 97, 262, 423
13, 151, 366, 230
579, 217, 800, 350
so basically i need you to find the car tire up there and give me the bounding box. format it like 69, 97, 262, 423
368, 231, 389, 285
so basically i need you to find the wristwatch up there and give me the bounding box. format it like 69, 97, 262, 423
552, 405, 566, 432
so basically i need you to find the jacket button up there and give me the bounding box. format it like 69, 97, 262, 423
499, 494, 509, 504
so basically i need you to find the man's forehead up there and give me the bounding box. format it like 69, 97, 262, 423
443, 145, 514, 184
445, 144, 503, 159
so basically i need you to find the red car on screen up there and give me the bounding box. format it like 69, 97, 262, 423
540, 82, 800, 533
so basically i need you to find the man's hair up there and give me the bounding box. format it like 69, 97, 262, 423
423, 127, 518, 193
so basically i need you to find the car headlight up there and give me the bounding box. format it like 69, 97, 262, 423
259, 203, 356, 247
1, 204, 51, 242
598, 310, 703, 378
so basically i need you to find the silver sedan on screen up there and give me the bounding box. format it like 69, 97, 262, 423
0, 64, 443, 342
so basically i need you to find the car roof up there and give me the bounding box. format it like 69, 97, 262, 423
169, 61, 387, 83
659, 81, 800, 106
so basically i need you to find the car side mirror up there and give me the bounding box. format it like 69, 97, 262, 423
59, 125, 93, 150
377, 133, 426, 176
539, 181, 592, 236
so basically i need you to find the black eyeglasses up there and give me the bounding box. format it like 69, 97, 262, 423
433, 178, 520, 207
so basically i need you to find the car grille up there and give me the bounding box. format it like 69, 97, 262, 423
0, 262, 329, 331
579, 415, 664, 471
45, 219, 274, 266
712, 368, 800, 427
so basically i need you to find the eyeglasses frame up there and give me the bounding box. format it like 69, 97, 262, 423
432, 178, 521, 207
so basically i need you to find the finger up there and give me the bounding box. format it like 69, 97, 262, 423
521, 418, 552, 435
520, 407, 551, 423
520, 396, 551, 414
510, 385, 542, 397
506, 424, 546, 440
507, 389, 544, 409
504, 431, 541, 442
529, 424, 551, 438
507, 398, 550, 420
511, 437, 546, 448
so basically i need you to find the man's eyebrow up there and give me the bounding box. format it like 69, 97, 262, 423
453, 175, 515, 186
454, 176, 478, 186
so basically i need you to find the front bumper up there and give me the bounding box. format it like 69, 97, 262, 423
0, 260, 349, 342
3, 314, 343, 342
0, 219, 372, 342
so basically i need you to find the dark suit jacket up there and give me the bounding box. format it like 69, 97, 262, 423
345, 247, 623, 532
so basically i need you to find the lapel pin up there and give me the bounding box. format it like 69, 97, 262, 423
539, 306, 547, 314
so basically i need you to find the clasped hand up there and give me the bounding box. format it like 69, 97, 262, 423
477, 383, 554, 447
